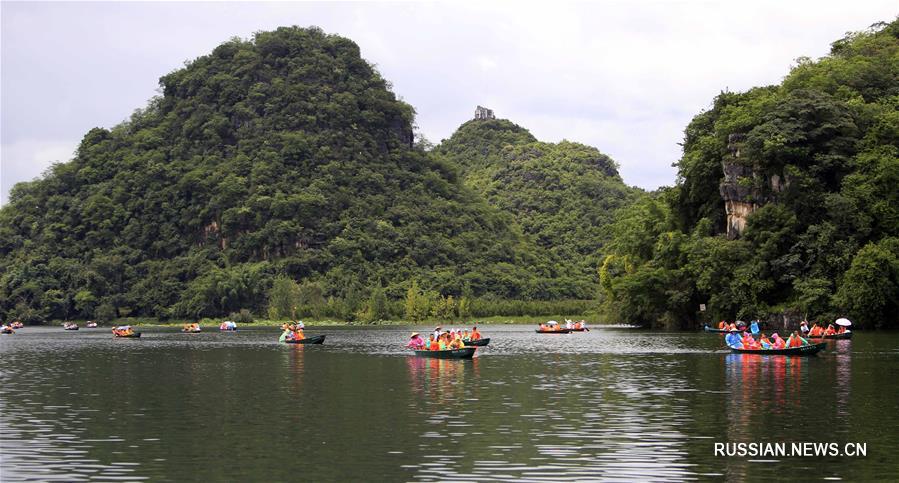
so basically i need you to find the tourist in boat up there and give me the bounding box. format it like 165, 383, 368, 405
112, 325, 134, 337
808, 323, 823, 337
293, 322, 305, 341
1, 324, 14, 334
800, 320, 809, 334
769, 333, 785, 349
470, 327, 482, 341
759, 333, 773, 349
740, 332, 760, 350
836, 325, 847, 334
785, 331, 809, 348
718, 320, 727, 330
448, 336, 463, 350
824, 324, 836, 336
407, 332, 425, 350
724, 332, 742, 349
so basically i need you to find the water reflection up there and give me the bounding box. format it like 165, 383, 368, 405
1, 327, 897, 481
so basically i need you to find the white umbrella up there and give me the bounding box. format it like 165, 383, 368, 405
547, 320, 558, 325
835, 318, 852, 327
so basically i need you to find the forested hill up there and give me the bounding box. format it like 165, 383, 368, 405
0, 27, 562, 322
600, 19, 899, 329
435, 119, 642, 298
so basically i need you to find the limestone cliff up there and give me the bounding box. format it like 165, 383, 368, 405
719, 133, 787, 239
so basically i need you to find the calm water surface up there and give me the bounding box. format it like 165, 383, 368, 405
1, 326, 898, 481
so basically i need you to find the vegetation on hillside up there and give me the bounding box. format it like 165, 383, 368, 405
0, 27, 573, 323
435, 120, 641, 298
600, 19, 899, 329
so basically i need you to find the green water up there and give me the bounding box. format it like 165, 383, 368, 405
1, 326, 897, 481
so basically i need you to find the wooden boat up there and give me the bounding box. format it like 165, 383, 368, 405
806, 331, 852, 340
182, 328, 202, 333
463, 338, 490, 346
704, 325, 742, 333
730, 342, 826, 356
86, 322, 98, 328
63, 324, 79, 331
114, 332, 141, 338
1, 327, 14, 334
413, 347, 476, 359
535, 328, 571, 334
283, 335, 326, 345
569, 327, 590, 332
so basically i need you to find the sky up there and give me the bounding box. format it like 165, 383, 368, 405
1, 1, 896, 205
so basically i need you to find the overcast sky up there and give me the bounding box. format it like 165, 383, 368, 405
1, 1, 896, 205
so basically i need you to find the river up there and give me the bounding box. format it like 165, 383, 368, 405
1, 325, 897, 481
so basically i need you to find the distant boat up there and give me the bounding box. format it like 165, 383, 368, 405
807, 331, 852, 340
282, 335, 326, 345
413, 347, 476, 359
114, 332, 141, 338
86, 322, 98, 328
63, 323, 79, 331
463, 338, 490, 346
730, 342, 826, 356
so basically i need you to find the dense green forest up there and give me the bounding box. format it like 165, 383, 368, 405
0, 27, 612, 324
600, 19, 899, 329
2, 20, 896, 328
434, 120, 641, 298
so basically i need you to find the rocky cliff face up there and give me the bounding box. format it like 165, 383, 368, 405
719, 133, 786, 239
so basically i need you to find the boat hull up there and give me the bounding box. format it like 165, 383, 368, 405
413, 348, 476, 359
283, 335, 326, 345
730, 342, 826, 356
463, 338, 490, 346
535, 329, 571, 334
114, 333, 141, 338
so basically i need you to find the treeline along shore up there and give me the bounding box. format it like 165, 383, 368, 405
2, 20, 898, 330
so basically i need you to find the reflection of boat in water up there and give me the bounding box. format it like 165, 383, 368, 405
413, 348, 476, 359
463, 338, 490, 346
283, 335, 326, 345
730, 342, 826, 356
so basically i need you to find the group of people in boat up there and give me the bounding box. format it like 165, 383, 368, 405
220, 321, 237, 331
800, 321, 848, 337
725, 330, 811, 350
112, 325, 135, 337
407, 326, 482, 351
716, 320, 750, 331
280, 321, 306, 341
182, 323, 201, 332
63, 322, 79, 330
1, 323, 15, 334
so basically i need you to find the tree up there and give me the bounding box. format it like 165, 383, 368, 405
268, 276, 299, 320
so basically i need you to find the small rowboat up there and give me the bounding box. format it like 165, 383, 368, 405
536, 329, 571, 334
182, 328, 202, 333
568, 327, 589, 332
64, 326, 79, 331
806, 332, 852, 340
114, 332, 141, 338
1, 327, 14, 335
730, 342, 826, 356
704, 325, 743, 333
283, 335, 326, 345
463, 338, 490, 347
413, 347, 476, 359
